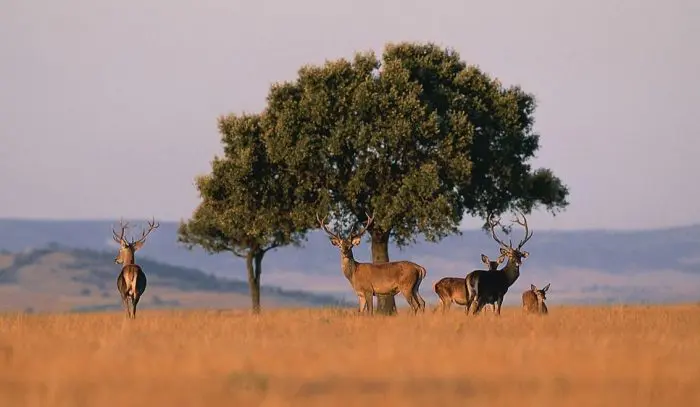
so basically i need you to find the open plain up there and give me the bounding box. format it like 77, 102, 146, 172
1, 304, 699, 407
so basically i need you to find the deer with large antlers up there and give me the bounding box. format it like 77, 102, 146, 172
112, 217, 159, 319
318, 213, 427, 315
433, 253, 504, 313
465, 210, 533, 316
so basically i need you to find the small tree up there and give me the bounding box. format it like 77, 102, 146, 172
178, 114, 319, 313
263, 42, 569, 315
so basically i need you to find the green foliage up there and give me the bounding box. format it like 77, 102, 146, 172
178, 113, 318, 257
263, 41, 569, 246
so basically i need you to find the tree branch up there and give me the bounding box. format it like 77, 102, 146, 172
231, 247, 248, 258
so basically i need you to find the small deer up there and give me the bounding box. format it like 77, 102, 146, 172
465, 210, 534, 316
318, 213, 427, 315
433, 253, 504, 313
522, 283, 550, 315
112, 217, 159, 319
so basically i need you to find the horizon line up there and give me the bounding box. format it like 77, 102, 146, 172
0, 216, 697, 234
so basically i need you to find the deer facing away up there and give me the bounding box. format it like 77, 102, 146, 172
112, 218, 159, 319
522, 283, 550, 315
318, 213, 427, 315
465, 210, 534, 316
433, 253, 504, 313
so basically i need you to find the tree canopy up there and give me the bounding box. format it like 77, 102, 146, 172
263, 42, 569, 251
177, 113, 320, 312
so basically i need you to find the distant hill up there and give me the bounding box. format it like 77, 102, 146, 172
0, 246, 348, 313
1, 218, 699, 306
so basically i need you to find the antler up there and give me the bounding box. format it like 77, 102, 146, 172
316, 213, 341, 240
112, 218, 130, 245
350, 213, 374, 240
487, 214, 510, 249
133, 217, 160, 245
512, 210, 533, 249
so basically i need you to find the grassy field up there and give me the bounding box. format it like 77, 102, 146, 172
1, 304, 699, 406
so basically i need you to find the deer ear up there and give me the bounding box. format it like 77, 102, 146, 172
133, 241, 145, 251
531, 284, 537, 291
542, 283, 550, 292
521, 251, 529, 258
480, 254, 489, 265
329, 237, 340, 247
351, 236, 362, 246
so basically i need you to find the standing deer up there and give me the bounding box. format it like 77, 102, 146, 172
522, 283, 550, 315
318, 213, 427, 315
465, 210, 533, 316
112, 217, 159, 319
433, 253, 504, 313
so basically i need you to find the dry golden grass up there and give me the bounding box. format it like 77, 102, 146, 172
1, 304, 699, 406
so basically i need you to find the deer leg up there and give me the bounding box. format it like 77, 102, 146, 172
127, 296, 134, 319
121, 295, 130, 318
443, 298, 452, 313
412, 282, 426, 313
132, 295, 141, 319
415, 291, 426, 313
495, 297, 504, 316
357, 295, 366, 315
473, 299, 485, 316
401, 289, 419, 315
363, 291, 374, 316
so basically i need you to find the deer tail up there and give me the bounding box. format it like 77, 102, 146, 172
418, 265, 427, 281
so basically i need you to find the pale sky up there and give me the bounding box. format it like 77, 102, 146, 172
1, 0, 698, 231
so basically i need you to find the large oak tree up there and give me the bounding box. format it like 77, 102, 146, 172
262, 42, 569, 314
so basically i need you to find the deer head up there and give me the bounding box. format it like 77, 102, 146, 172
531, 283, 550, 302
488, 210, 533, 266
317, 213, 373, 257
480, 253, 506, 270
112, 217, 160, 265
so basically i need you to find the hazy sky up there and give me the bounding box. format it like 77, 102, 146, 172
1, 0, 698, 230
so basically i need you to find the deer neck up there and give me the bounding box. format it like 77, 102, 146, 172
501, 257, 520, 287
122, 251, 135, 265
339, 250, 357, 282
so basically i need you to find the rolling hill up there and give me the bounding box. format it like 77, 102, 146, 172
1, 218, 699, 307
0, 245, 348, 313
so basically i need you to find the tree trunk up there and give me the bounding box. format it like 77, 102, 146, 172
245, 250, 263, 314
370, 228, 397, 316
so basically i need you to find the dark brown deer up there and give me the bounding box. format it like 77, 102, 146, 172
318, 213, 427, 315
112, 217, 159, 319
433, 253, 504, 313
465, 210, 533, 316
522, 283, 550, 315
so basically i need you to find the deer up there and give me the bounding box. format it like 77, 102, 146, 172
318, 213, 427, 315
433, 253, 505, 313
112, 217, 159, 319
465, 210, 533, 316
522, 283, 550, 315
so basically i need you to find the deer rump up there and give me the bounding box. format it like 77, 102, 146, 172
434, 277, 469, 305
466, 269, 511, 306
117, 264, 147, 302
